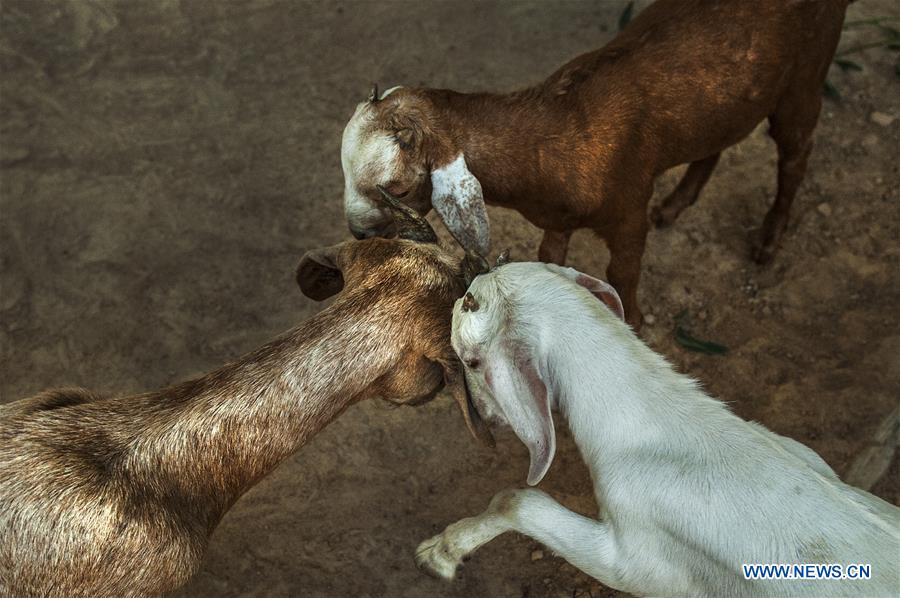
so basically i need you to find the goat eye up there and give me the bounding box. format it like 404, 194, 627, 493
465, 358, 480, 369
394, 128, 414, 150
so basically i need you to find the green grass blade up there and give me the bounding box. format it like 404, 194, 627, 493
674, 326, 729, 355
834, 58, 863, 72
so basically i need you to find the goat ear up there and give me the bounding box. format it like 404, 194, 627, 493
444, 362, 495, 448
296, 244, 344, 301
485, 342, 555, 485
574, 273, 624, 321
546, 265, 625, 321
431, 154, 490, 255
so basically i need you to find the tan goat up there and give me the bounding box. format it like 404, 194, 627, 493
0, 190, 491, 597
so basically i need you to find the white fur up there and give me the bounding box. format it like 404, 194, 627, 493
430, 153, 490, 255
341, 103, 401, 230
417, 262, 900, 597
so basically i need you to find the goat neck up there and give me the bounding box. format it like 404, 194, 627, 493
544, 308, 731, 470
122, 290, 403, 514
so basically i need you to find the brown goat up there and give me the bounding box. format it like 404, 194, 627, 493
0, 192, 491, 597
341, 0, 851, 328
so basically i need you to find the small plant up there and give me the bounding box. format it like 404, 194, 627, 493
673, 310, 728, 355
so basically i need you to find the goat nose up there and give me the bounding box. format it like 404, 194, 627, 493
349, 225, 375, 240
348, 222, 397, 240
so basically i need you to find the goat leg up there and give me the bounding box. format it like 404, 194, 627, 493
602, 211, 648, 330
415, 488, 620, 587
651, 153, 721, 228
755, 90, 821, 264
538, 230, 572, 265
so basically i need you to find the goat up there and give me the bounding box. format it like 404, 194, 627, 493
415, 261, 900, 596
340, 0, 852, 328
0, 189, 492, 597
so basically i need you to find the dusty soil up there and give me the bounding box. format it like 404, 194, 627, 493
1, 1, 897, 597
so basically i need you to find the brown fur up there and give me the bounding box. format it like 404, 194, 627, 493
0, 238, 469, 597
356, 0, 850, 328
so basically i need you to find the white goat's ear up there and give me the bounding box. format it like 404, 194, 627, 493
486, 342, 555, 485
574, 273, 625, 321
296, 244, 344, 301
444, 362, 495, 448
546, 265, 625, 321
431, 154, 490, 255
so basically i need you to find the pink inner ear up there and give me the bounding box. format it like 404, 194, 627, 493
575, 274, 625, 321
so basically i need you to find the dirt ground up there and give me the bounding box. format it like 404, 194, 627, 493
1, 1, 898, 596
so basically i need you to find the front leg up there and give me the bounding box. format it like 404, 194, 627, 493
538, 230, 572, 265
603, 212, 648, 330
416, 488, 620, 586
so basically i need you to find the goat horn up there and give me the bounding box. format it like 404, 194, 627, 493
462, 292, 479, 312
368, 83, 379, 102
375, 185, 438, 244
495, 249, 511, 267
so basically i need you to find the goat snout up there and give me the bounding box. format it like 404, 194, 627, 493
349, 221, 397, 240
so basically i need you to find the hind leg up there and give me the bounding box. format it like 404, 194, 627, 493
538, 230, 572, 265
754, 92, 822, 264
650, 152, 721, 227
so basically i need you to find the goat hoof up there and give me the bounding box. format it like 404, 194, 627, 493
414, 533, 462, 581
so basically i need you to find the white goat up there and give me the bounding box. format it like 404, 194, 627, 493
415, 262, 900, 597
